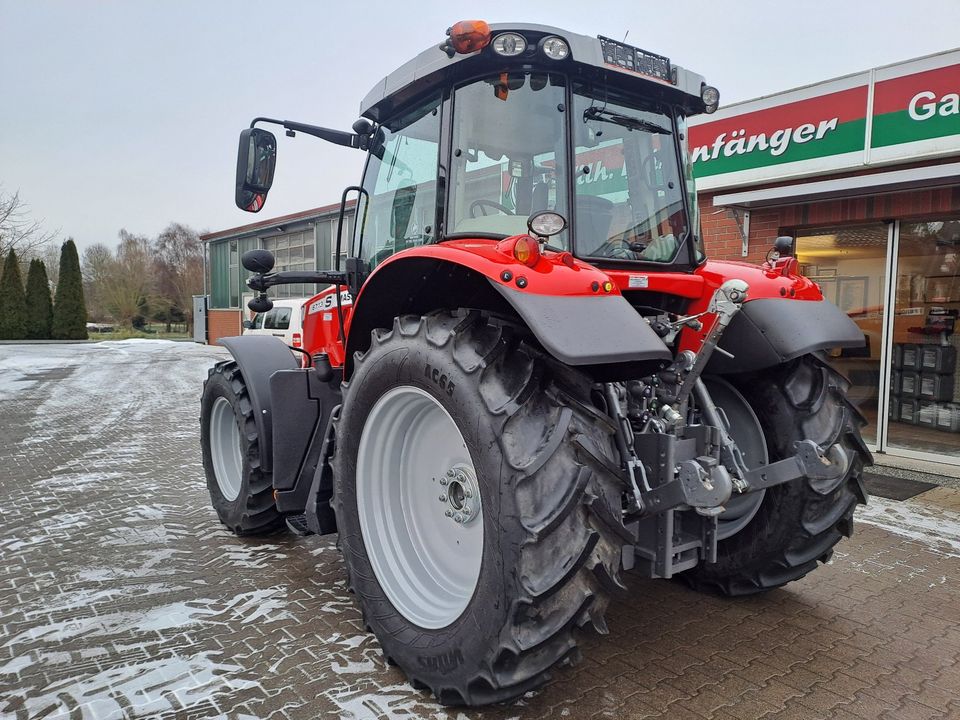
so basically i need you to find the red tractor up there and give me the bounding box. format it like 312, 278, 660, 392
201, 21, 870, 706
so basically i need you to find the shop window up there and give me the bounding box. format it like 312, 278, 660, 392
887, 219, 960, 459
796, 224, 889, 445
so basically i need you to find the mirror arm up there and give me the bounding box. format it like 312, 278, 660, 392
250, 117, 366, 150
247, 270, 348, 293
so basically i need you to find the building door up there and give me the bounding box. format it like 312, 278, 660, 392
796, 223, 890, 448
885, 219, 960, 462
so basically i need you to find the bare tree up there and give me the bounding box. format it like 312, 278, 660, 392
92, 231, 155, 327
38, 242, 61, 289
153, 223, 203, 331
0, 188, 59, 259
81, 242, 113, 322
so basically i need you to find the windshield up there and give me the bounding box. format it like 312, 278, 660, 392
572, 85, 688, 263
448, 72, 570, 248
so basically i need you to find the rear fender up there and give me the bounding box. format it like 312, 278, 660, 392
219, 335, 298, 473
686, 261, 865, 374
709, 298, 866, 374
344, 244, 671, 380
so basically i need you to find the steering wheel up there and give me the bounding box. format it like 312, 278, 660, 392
470, 199, 513, 218
588, 235, 643, 260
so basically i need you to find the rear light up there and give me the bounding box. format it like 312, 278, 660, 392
447, 20, 491, 54
292, 333, 302, 348
497, 235, 541, 268
512, 236, 540, 267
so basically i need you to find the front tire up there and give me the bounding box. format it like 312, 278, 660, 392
200, 361, 284, 536
682, 354, 870, 595
332, 311, 628, 705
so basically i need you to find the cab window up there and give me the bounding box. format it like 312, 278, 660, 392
355, 95, 441, 271
449, 73, 569, 248
572, 85, 687, 263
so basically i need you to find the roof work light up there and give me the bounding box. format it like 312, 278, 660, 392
701, 85, 720, 113
492, 32, 527, 56
540, 36, 570, 60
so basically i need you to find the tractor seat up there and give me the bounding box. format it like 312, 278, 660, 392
575, 195, 615, 256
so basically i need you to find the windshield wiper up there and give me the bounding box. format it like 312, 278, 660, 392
583, 106, 672, 135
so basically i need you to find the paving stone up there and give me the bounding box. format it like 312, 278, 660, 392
1, 341, 959, 719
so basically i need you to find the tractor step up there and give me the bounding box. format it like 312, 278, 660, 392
285, 514, 314, 536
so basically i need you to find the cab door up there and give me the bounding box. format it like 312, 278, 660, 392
351, 95, 442, 276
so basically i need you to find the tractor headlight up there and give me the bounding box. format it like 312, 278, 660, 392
528, 211, 567, 238
492, 32, 526, 56
701, 85, 720, 113
540, 36, 569, 60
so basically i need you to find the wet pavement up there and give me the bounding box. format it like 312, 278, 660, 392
1, 340, 959, 719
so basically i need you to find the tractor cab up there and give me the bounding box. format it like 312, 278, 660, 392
237, 21, 719, 285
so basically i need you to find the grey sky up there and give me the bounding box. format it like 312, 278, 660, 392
3, 0, 959, 252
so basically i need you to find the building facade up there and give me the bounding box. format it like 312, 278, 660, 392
690, 49, 960, 465
200, 202, 355, 345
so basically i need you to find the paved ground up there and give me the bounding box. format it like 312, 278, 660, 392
1, 340, 959, 720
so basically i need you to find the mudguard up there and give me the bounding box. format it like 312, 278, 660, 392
710, 298, 866, 373
269, 366, 342, 514
219, 335, 298, 473
493, 283, 671, 366
343, 245, 672, 377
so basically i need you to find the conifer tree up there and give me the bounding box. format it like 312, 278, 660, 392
0, 249, 27, 340
25, 258, 54, 339
52, 239, 88, 340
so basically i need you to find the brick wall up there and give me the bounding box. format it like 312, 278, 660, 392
699, 174, 960, 263
207, 309, 241, 347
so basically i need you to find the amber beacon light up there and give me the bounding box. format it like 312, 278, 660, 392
447, 20, 492, 54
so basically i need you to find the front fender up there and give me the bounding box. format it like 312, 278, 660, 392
219, 335, 298, 473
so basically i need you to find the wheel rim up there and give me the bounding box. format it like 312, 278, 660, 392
705, 378, 768, 541
209, 396, 243, 502
356, 385, 483, 629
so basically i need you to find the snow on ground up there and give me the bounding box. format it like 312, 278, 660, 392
856, 494, 960, 559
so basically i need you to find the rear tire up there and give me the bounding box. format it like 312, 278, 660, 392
681, 354, 870, 596
200, 361, 284, 536
332, 311, 628, 705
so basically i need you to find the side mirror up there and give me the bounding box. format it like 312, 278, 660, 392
242, 319, 253, 329
773, 236, 794, 257
235, 128, 277, 213
242, 249, 275, 273
248, 295, 273, 313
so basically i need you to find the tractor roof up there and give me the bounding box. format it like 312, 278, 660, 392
360, 23, 711, 123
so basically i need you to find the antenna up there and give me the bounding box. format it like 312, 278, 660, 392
623, 30, 629, 43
